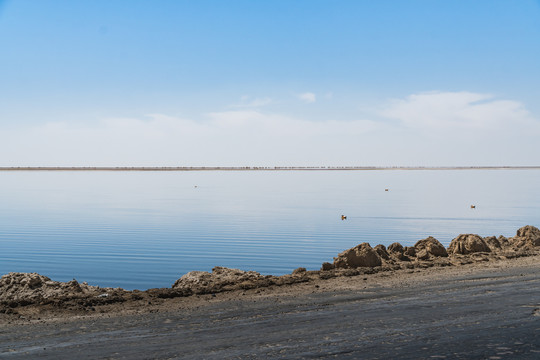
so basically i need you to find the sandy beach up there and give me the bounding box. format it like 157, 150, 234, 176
1, 254, 539, 359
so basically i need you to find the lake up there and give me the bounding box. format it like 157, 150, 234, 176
1, 169, 539, 290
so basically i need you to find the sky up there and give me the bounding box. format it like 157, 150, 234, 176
1, 0, 540, 166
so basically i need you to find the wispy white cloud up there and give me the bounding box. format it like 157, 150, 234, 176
298, 92, 316, 103
207, 110, 378, 136
1, 91, 538, 167
374, 91, 540, 165
0, 111, 380, 166
380, 91, 534, 131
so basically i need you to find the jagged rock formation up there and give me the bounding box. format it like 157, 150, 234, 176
447, 234, 491, 255
387, 242, 404, 253
326, 225, 540, 270
404, 246, 416, 257
387, 242, 409, 261
414, 237, 448, 259
333, 243, 382, 269
373, 244, 390, 260
510, 225, 540, 249
170, 266, 313, 295
0, 272, 106, 304
483, 236, 503, 249
172, 267, 269, 294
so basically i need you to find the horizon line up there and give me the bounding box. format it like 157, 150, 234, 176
1, 166, 540, 171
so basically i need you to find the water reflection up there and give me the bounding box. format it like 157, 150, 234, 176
0, 170, 538, 289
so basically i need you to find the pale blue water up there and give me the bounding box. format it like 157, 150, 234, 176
0, 170, 539, 290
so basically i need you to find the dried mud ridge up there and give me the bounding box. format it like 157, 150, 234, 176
1, 225, 539, 317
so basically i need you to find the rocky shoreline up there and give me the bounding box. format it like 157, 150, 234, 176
1, 225, 539, 320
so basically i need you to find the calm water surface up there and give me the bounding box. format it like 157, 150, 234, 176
1, 170, 539, 290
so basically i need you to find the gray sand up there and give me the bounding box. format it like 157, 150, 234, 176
1, 255, 539, 359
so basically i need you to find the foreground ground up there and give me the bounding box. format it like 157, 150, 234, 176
1, 255, 539, 359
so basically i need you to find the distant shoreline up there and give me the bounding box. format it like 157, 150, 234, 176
0, 166, 540, 171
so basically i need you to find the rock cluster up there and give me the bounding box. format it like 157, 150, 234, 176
325, 225, 540, 270
328, 235, 449, 270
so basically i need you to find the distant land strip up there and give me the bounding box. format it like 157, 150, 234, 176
1, 166, 540, 171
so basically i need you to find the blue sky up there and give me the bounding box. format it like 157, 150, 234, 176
1, 0, 539, 166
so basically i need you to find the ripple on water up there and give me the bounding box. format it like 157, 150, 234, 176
0, 169, 539, 289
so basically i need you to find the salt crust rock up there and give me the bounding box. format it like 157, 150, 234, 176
332, 237, 449, 267
292, 267, 307, 274
387, 242, 410, 260
387, 243, 404, 253
0, 272, 100, 303
498, 235, 510, 247
172, 267, 265, 292
373, 244, 390, 260
448, 234, 491, 255
403, 246, 416, 257
321, 262, 335, 271
510, 225, 540, 249
414, 236, 448, 259
483, 236, 502, 249
333, 243, 382, 269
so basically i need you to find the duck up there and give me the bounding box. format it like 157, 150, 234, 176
341, 215, 347, 220
471, 205, 476, 209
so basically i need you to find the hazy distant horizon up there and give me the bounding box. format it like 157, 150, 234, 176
2, 165, 540, 171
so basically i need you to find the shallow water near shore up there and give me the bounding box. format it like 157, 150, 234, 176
1, 169, 539, 290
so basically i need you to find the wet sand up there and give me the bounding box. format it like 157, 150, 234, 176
1, 255, 539, 359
